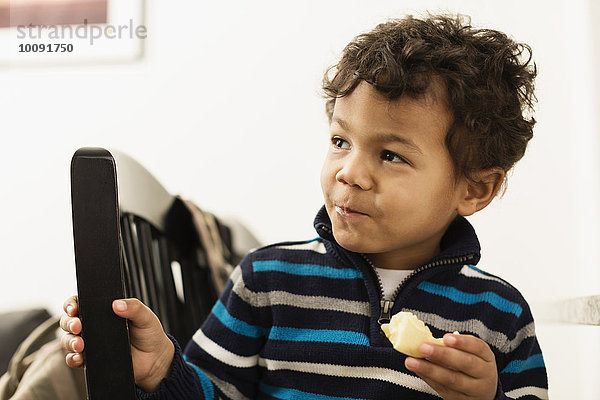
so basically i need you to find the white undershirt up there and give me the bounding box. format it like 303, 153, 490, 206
375, 267, 413, 299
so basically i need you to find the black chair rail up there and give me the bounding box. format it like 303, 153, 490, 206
71, 147, 246, 399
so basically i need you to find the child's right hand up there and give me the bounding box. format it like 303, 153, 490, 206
60, 295, 175, 393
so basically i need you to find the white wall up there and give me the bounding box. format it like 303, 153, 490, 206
1, 0, 598, 397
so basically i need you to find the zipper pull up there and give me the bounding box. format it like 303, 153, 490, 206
378, 300, 394, 325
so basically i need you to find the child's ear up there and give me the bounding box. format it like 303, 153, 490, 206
456, 168, 505, 217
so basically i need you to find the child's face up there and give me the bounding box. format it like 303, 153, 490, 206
320, 81, 469, 270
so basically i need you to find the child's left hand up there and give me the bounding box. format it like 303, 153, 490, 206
404, 333, 498, 400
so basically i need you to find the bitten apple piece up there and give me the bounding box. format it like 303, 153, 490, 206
381, 311, 445, 358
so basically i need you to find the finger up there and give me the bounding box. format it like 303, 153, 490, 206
405, 356, 472, 396
59, 315, 82, 335
63, 295, 79, 317
418, 342, 485, 378
112, 298, 157, 329
443, 334, 495, 363
65, 352, 85, 368
415, 371, 469, 400
61, 333, 85, 353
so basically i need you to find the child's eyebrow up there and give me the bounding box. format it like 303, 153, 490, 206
332, 116, 423, 155
376, 132, 423, 155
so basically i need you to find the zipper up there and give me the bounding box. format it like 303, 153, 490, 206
319, 225, 333, 239
361, 253, 475, 325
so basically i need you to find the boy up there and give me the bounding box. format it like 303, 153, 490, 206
61, 13, 548, 399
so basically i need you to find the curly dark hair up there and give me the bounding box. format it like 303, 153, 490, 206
322, 14, 537, 185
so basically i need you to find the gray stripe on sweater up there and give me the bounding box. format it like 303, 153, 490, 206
202, 370, 251, 400
231, 265, 370, 316
406, 309, 536, 353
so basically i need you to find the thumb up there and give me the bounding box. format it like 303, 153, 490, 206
112, 298, 157, 329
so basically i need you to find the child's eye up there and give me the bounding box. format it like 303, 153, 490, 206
382, 150, 407, 164
332, 137, 350, 149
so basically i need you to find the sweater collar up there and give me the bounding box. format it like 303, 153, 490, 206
313, 205, 481, 267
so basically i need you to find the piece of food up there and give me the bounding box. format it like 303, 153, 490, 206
381, 311, 446, 358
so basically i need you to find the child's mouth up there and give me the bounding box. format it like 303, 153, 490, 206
335, 206, 368, 218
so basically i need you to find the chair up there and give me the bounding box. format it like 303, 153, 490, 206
70, 147, 260, 399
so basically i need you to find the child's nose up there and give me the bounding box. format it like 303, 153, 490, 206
335, 154, 374, 190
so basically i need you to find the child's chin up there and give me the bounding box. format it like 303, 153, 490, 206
333, 232, 372, 254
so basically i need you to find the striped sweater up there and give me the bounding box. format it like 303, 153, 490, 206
139, 207, 548, 399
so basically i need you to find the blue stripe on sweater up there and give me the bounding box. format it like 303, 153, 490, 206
183, 358, 214, 400
253, 260, 362, 279
211, 300, 267, 338
468, 265, 488, 275
417, 281, 523, 317
269, 326, 370, 346
260, 383, 368, 400
501, 354, 545, 374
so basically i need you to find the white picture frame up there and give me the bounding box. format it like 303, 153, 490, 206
0, 0, 146, 67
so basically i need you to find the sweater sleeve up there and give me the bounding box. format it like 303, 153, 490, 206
138, 252, 267, 399
493, 298, 548, 400
136, 335, 206, 400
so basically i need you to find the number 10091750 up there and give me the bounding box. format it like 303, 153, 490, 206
19, 43, 74, 53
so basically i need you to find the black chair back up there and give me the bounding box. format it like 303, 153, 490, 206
70, 147, 258, 399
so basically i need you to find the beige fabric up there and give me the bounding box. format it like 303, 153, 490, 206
182, 199, 234, 295
0, 317, 86, 400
